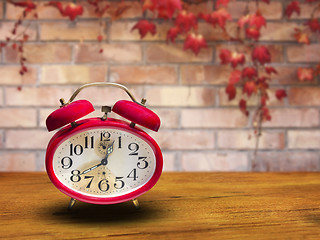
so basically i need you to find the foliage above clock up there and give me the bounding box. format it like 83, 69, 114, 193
2, 0, 320, 133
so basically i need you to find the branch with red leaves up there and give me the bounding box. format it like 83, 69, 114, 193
2, 0, 319, 133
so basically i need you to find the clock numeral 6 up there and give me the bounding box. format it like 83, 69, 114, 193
98, 179, 110, 192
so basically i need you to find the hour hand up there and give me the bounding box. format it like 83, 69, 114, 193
80, 163, 102, 175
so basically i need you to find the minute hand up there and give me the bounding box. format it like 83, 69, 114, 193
80, 163, 102, 175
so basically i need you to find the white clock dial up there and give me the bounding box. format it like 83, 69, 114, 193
52, 128, 156, 198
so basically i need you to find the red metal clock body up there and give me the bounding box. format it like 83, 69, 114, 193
45, 83, 162, 208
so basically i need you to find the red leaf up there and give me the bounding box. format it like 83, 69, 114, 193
46, 2, 83, 21
131, 20, 156, 39
297, 67, 314, 81
229, 70, 242, 85
239, 99, 249, 116
230, 52, 245, 68
225, 83, 236, 101
305, 18, 320, 32
64, 3, 84, 21
293, 28, 310, 44
175, 11, 197, 33
183, 33, 207, 55
265, 66, 278, 75
219, 49, 231, 65
249, 11, 266, 30
243, 81, 257, 97
148, 0, 182, 19
285, 1, 300, 18
167, 26, 181, 43
252, 46, 271, 65
275, 89, 287, 101
97, 35, 103, 42
246, 27, 260, 40
206, 8, 232, 29
8, 0, 36, 11
262, 107, 271, 121
242, 67, 258, 79
238, 14, 250, 28
216, 0, 230, 8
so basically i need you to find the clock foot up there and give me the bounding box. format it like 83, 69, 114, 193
68, 198, 76, 210
132, 198, 140, 209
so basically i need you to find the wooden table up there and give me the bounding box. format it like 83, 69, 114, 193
1, 172, 320, 239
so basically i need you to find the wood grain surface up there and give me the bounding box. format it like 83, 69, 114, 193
0, 172, 320, 239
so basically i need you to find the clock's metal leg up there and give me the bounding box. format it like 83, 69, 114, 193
132, 198, 140, 209
68, 198, 76, 210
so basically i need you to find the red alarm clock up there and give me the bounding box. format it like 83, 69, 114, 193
45, 83, 163, 209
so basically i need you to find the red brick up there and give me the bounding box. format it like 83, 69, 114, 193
184, 1, 214, 15
198, 22, 238, 41
80, 0, 143, 19
218, 130, 285, 150
162, 152, 176, 172
181, 109, 248, 128
6, 1, 63, 20
289, 87, 320, 106
218, 87, 284, 107
0, 66, 37, 85
75, 43, 142, 63
40, 21, 106, 41
0, 22, 37, 41
41, 65, 108, 84
5, 87, 73, 107
0, 2, 3, 19
146, 44, 213, 63
288, 130, 320, 149
216, 44, 284, 64
152, 109, 179, 129
287, 44, 320, 63
252, 152, 320, 171
145, 87, 215, 107
181, 152, 249, 171
292, 2, 320, 19
270, 66, 317, 85
0, 108, 36, 128
181, 65, 229, 85
260, 22, 298, 41
263, 108, 319, 128
5, 43, 72, 64
5, 130, 53, 150
154, 130, 214, 150
227, 1, 282, 20
110, 65, 177, 85
0, 152, 37, 171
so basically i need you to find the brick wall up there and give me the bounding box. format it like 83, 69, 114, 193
0, 0, 320, 172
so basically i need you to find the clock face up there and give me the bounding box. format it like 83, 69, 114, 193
51, 127, 157, 199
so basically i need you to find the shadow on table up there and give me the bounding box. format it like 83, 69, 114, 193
40, 200, 166, 225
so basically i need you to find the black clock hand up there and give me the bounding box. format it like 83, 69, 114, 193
80, 141, 115, 175
80, 163, 102, 175
101, 141, 115, 165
